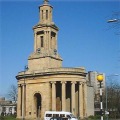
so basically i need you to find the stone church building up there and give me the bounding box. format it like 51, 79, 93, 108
16, 0, 94, 120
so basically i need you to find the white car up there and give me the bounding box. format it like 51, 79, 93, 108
44, 111, 78, 120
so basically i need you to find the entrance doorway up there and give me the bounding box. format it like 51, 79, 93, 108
34, 93, 42, 118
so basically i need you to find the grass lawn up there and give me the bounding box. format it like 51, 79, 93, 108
0, 116, 17, 120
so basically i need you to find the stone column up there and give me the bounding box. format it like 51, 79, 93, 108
17, 84, 22, 118
12, 106, 15, 114
83, 83, 86, 117
51, 82, 56, 111
46, 82, 52, 110
79, 82, 84, 119
46, 31, 50, 50
34, 32, 37, 52
61, 81, 66, 111
22, 84, 25, 119
48, 31, 51, 49
6, 107, 9, 114
44, 31, 47, 49
71, 81, 76, 115
55, 33, 57, 50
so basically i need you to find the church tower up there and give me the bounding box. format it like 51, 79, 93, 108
28, 0, 62, 71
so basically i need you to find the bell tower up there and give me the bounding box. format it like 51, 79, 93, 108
28, 0, 62, 71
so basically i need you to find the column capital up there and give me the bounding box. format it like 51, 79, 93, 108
21, 83, 26, 86
61, 81, 67, 84
18, 84, 21, 87
71, 81, 76, 84
79, 82, 86, 85
79, 82, 82, 85
51, 81, 56, 84
34, 31, 37, 34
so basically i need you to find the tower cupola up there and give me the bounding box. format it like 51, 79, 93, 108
39, 0, 53, 25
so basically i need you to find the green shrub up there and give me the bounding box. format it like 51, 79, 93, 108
0, 115, 16, 120
94, 115, 101, 119
88, 115, 94, 119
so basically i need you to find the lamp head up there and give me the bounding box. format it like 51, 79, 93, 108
97, 74, 104, 82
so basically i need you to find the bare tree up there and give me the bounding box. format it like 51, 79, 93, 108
8, 84, 18, 103
107, 81, 120, 118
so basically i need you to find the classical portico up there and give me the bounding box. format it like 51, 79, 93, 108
17, 68, 88, 119
16, 0, 94, 120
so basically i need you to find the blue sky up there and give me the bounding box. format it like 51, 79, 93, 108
0, 0, 120, 97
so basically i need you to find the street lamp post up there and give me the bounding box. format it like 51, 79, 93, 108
97, 74, 104, 120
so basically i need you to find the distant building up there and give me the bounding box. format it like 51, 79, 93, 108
0, 97, 16, 116
88, 71, 105, 98
87, 71, 106, 114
